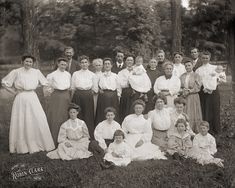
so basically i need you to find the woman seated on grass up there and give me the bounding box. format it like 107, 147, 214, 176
103, 129, 132, 167
89, 107, 121, 162
167, 119, 192, 160
47, 103, 92, 160
122, 99, 167, 161
189, 121, 224, 167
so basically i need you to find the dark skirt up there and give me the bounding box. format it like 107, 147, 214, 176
95, 90, 119, 125
199, 88, 220, 134
47, 89, 70, 145
119, 87, 132, 123
72, 89, 95, 139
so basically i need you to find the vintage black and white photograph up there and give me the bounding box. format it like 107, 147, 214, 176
0, 0, 235, 187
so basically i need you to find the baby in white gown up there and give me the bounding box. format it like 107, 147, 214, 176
129, 56, 151, 101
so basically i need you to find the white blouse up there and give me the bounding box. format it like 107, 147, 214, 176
148, 108, 172, 131
153, 75, 181, 96
195, 63, 217, 90
173, 63, 186, 78
58, 118, 90, 143
97, 71, 122, 97
118, 68, 133, 88
122, 114, 152, 143
47, 69, 71, 90
94, 120, 121, 149
71, 69, 95, 90
1, 67, 48, 90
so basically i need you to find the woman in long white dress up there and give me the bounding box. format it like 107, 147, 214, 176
1, 55, 55, 154
122, 99, 167, 161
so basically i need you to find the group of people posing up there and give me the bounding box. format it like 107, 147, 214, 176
1, 47, 226, 168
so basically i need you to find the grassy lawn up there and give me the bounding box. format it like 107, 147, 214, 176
0, 85, 235, 188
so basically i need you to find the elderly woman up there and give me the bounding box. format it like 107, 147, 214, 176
180, 60, 202, 133
148, 94, 172, 151
156, 50, 168, 75
122, 99, 166, 161
172, 52, 186, 78
154, 61, 181, 107
1, 55, 55, 153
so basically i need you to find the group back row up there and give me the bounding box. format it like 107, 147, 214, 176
1, 47, 226, 154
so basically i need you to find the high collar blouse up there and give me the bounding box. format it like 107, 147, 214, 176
47, 69, 71, 90
148, 108, 172, 131
71, 69, 95, 90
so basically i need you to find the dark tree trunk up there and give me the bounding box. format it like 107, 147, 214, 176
21, 0, 39, 67
171, 0, 182, 54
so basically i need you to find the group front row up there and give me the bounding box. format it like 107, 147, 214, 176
47, 99, 224, 168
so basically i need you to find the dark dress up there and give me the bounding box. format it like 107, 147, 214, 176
145, 67, 163, 113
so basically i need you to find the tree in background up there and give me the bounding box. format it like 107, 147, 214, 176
182, 0, 232, 60
171, 0, 182, 54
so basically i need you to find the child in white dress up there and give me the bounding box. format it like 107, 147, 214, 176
189, 121, 224, 167
202, 65, 226, 93
47, 104, 92, 160
104, 130, 132, 167
129, 56, 151, 102
167, 119, 192, 159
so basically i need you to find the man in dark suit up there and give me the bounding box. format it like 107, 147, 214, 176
111, 51, 125, 74
64, 47, 80, 75
190, 47, 203, 71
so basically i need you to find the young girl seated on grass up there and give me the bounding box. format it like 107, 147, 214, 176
167, 119, 192, 159
89, 107, 121, 161
104, 129, 132, 167
47, 103, 92, 160
129, 56, 152, 102
189, 121, 224, 167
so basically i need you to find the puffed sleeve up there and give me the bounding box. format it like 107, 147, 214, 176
169, 77, 181, 96
94, 123, 107, 150
71, 72, 77, 90
57, 122, 68, 143
37, 70, 49, 86
82, 121, 90, 139
1, 69, 17, 88
116, 74, 122, 97
153, 77, 161, 94
208, 135, 217, 155
140, 118, 153, 142
92, 74, 99, 93
121, 116, 129, 134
